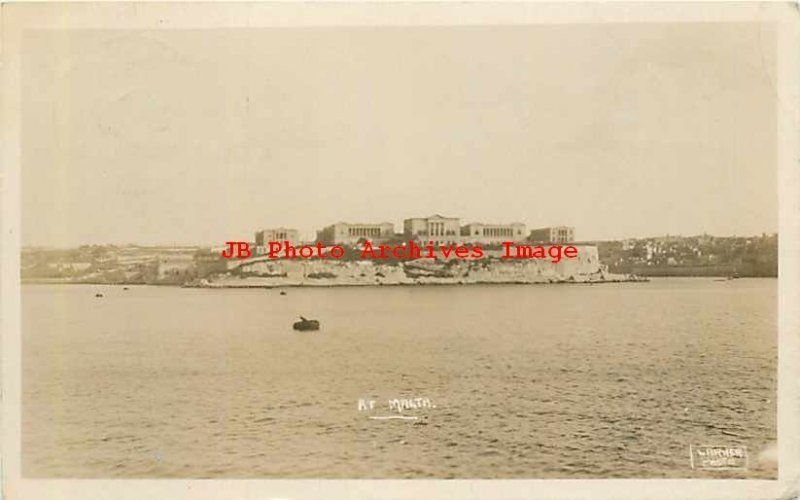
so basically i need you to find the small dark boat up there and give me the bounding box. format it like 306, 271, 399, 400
280, 291, 287, 296
293, 316, 319, 331
123, 287, 129, 291
95, 293, 104, 298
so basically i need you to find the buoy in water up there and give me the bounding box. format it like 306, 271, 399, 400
293, 316, 319, 331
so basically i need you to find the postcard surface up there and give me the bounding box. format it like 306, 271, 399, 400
2, 2, 799, 499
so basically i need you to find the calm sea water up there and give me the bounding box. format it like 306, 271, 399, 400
22, 279, 777, 478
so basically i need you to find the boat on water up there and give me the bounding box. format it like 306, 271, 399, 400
293, 317, 320, 331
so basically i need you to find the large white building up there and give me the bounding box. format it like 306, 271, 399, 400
403, 215, 461, 245
317, 222, 395, 245
255, 228, 300, 246
460, 222, 527, 244
529, 226, 575, 243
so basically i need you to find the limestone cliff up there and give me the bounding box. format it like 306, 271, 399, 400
190, 245, 643, 288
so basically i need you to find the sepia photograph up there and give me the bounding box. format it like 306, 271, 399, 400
2, 2, 799, 499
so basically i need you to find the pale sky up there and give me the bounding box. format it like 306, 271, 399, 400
22, 24, 777, 247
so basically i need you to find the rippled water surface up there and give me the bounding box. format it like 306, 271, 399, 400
22, 279, 777, 478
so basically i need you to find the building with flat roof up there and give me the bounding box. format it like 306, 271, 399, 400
194, 247, 235, 278
461, 222, 527, 244
255, 228, 299, 246
317, 222, 395, 245
154, 253, 197, 284
403, 215, 461, 245
529, 226, 575, 243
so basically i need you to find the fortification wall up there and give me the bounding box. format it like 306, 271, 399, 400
193, 245, 628, 287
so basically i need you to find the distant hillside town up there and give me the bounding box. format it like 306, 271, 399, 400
594, 233, 777, 277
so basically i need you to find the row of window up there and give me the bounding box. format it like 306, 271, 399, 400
428, 222, 453, 237
347, 227, 383, 237
481, 228, 516, 237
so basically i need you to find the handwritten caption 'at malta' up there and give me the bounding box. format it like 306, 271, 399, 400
358, 398, 436, 413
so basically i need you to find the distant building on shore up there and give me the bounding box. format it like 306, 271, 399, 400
461, 222, 527, 244
529, 226, 575, 243
255, 228, 299, 246
317, 222, 395, 245
194, 247, 234, 278
154, 253, 197, 284
404, 215, 461, 245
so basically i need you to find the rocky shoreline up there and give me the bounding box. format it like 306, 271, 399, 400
22, 274, 648, 287
185, 275, 648, 289
186, 251, 648, 288
22, 245, 653, 287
